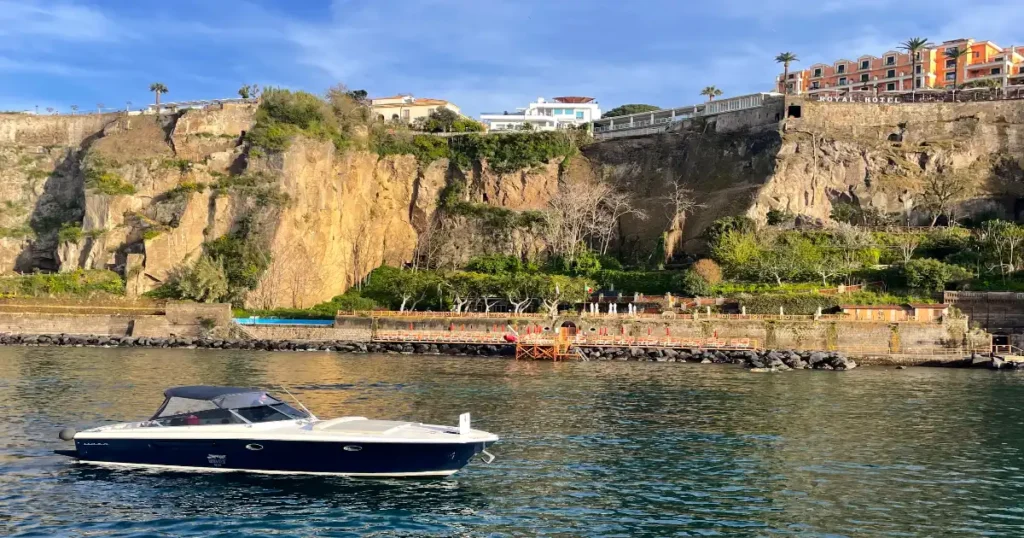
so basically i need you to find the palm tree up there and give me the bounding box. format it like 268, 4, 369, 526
899, 37, 930, 100
700, 86, 723, 101
775, 52, 799, 95
944, 46, 971, 100
149, 82, 168, 113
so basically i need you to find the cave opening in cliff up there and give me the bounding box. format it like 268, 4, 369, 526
787, 105, 802, 118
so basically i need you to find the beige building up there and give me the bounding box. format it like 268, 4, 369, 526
370, 94, 461, 123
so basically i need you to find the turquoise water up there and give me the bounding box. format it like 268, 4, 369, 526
233, 318, 334, 326
2, 347, 1024, 537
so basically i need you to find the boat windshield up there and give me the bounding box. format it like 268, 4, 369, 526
149, 391, 308, 427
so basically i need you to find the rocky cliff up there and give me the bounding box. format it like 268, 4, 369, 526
758, 98, 1024, 224
3, 97, 1024, 307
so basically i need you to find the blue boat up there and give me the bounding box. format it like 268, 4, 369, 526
55, 386, 497, 477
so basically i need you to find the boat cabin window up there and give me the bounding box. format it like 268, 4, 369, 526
150, 391, 308, 427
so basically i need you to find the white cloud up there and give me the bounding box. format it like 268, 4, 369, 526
0, 1, 124, 42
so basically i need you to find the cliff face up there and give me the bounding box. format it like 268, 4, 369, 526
4, 98, 1024, 307
757, 99, 1024, 224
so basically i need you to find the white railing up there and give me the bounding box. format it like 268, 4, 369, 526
592, 92, 779, 140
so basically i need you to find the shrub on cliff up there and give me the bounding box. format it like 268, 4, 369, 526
692, 259, 722, 285
84, 169, 135, 196
161, 254, 230, 303
680, 269, 711, 296
900, 259, 971, 293
57, 223, 83, 244
246, 88, 349, 152
0, 269, 124, 297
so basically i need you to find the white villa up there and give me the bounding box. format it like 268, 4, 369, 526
479, 96, 601, 131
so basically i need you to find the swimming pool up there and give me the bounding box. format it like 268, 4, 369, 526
233, 318, 334, 327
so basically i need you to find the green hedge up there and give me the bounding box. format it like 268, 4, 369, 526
0, 269, 125, 297
594, 270, 679, 295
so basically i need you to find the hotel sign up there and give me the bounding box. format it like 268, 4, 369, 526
815, 95, 901, 104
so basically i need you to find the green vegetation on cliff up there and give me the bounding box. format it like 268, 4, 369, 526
370, 129, 584, 173
0, 270, 124, 298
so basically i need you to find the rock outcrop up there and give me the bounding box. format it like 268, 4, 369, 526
4, 97, 1024, 307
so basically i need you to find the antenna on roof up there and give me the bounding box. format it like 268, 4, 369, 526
279, 385, 318, 421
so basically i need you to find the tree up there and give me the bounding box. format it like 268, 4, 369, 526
593, 189, 646, 254
546, 175, 612, 265
504, 273, 539, 314
899, 37, 930, 100
45, 107, 54, 115
700, 86, 723, 101
901, 258, 971, 292
680, 269, 711, 296
663, 181, 703, 227
537, 275, 591, 318
166, 254, 229, 303
238, 84, 260, 100
692, 259, 722, 285
979, 220, 1024, 278
70, 105, 78, 115
944, 46, 971, 99
775, 52, 800, 95
602, 104, 660, 118
895, 233, 923, 264
149, 82, 168, 112
921, 172, 972, 226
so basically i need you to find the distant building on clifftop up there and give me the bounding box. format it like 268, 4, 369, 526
369, 94, 461, 124
479, 96, 600, 131
778, 38, 1024, 95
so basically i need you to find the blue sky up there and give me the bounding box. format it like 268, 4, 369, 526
1, 0, 1020, 116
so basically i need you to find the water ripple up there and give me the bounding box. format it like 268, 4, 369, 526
2, 348, 1024, 536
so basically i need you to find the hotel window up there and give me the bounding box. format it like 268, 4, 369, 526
916, 79, 923, 88
886, 56, 896, 66
887, 69, 896, 78
945, 72, 956, 81
813, 68, 822, 77
811, 81, 820, 89
992, 68, 1002, 75
915, 65, 922, 74
946, 59, 957, 68
860, 74, 869, 82
836, 64, 846, 74
576, 111, 584, 119
974, 51, 980, 58
553, 108, 562, 114
887, 83, 896, 91
860, 60, 870, 70
839, 77, 847, 86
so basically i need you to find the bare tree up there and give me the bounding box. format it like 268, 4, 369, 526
546, 176, 611, 263
593, 190, 647, 254
921, 172, 972, 227
663, 180, 705, 230
896, 233, 922, 263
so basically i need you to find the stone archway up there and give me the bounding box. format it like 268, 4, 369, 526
560, 321, 578, 336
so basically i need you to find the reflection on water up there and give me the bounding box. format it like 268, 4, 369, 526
3, 347, 1024, 536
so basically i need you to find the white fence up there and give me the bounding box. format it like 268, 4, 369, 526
592, 92, 780, 140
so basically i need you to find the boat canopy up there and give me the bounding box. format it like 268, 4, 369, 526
151, 386, 304, 422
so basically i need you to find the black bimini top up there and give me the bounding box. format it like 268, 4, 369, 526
163, 386, 262, 401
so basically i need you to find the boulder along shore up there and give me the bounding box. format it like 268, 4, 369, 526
2, 332, 1018, 370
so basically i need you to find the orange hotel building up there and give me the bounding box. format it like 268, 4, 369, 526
778, 38, 1024, 95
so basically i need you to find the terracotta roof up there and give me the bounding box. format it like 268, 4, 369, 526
371, 94, 410, 100
840, 304, 908, 309
552, 96, 595, 103
371, 98, 451, 108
